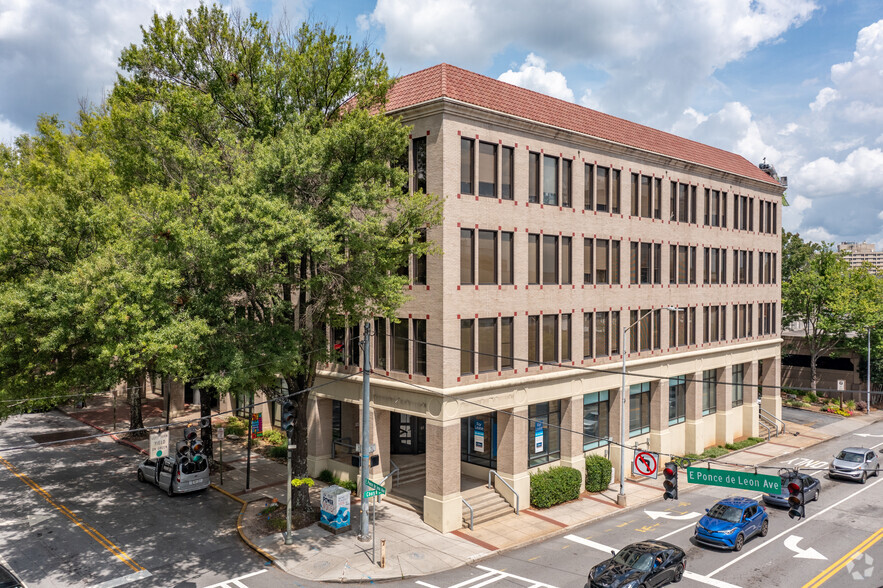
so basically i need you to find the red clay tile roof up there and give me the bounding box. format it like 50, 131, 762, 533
385, 63, 781, 188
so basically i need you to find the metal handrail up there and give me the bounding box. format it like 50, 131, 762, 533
331, 439, 356, 459
488, 470, 520, 514
380, 459, 400, 490
758, 419, 772, 441
462, 497, 474, 530
759, 405, 785, 435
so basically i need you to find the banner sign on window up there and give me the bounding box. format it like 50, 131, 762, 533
474, 419, 485, 452
534, 420, 544, 453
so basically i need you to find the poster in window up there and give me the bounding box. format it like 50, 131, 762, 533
474, 419, 485, 452
534, 420, 544, 453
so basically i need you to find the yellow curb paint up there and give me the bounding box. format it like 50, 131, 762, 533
802, 527, 883, 588
0, 455, 144, 573
210, 483, 246, 504
235, 501, 274, 563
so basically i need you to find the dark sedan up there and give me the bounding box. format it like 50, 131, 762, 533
763, 472, 820, 508
588, 540, 686, 588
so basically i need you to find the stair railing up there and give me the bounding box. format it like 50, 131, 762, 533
488, 470, 519, 514
758, 405, 785, 435
379, 459, 400, 492
462, 497, 474, 530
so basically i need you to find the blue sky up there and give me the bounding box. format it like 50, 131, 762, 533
2, 0, 882, 246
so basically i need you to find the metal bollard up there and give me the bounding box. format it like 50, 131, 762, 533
380, 539, 386, 568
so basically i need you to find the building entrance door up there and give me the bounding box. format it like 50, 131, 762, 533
391, 413, 426, 454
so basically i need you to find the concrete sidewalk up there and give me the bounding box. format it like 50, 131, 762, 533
61, 394, 881, 583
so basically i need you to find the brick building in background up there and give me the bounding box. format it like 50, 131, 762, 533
290, 64, 786, 533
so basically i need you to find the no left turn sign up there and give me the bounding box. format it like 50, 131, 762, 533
633, 451, 659, 478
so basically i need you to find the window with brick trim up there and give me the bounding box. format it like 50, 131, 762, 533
596, 166, 609, 211
502, 146, 514, 200
478, 141, 497, 197
670, 245, 677, 284
528, 152, 540, 203
460, 229, 474, 285
583, 312, 593, 358
528, 315, 540, 366
542, 235, 559, 284
375, 317, 387, 370
611, 169, 621, 213
543, 155, 558, 205
528, 234, 539, 284
562, 159, 572, 208
501, 317, 514, 370
611, 240, 621, 284
585, 164, 594, 210
595, 311, 609, 356
478, 317, 497, 373
654, 243, 662, 284
391, 320, 410, 372
460, 138, 474, 194
478, 229, 497, 284
561, 313, 572, 362
562, 236, 573, 284
542, 315, 558, 363
414, 229, 427, 285
611, 311, 621, 354
460, 319, 474, 375
414, 319, 426, 375
413, 136, 426, 194
584, 238, 594, 284
501, 231, 514, 285
596, 239, 609, 284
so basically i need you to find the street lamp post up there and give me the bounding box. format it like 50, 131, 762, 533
867, 327, 872, 415
618, 306, 682, 505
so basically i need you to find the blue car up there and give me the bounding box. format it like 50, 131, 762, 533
694, 497, 768, 551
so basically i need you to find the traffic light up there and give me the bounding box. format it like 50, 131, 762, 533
281, 400, 295, 436
663, 462, 678, 500
787, 477, 805, 519
184, 426, 198, 441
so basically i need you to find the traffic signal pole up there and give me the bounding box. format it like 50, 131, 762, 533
360, 321, 372, 542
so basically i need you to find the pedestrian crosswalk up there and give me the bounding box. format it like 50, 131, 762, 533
415, 565, 558, 588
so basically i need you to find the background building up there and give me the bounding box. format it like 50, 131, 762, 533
298, 64, 785, 533
838, 242, 883, 274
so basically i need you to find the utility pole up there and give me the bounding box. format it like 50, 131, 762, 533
359, 321, 372, 542
868, 327, 872, 415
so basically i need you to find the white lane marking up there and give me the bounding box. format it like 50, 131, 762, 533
415, 582, 440, 588
474, 565, 557, 588
783, 535, 827, 560
854, 434, 883, 438
645, 510, 700, 521
564, 535, 742, 588
707, 476, 883, 578
92, 569, 152, 588
417, 567, 557, 588
202, 569, 268, 588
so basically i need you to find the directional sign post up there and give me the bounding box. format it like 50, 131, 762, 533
687, 467, 781, 493
363, 478, 386, 499
633, 451, 659, 479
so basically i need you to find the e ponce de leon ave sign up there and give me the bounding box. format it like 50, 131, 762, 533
687, 466, 781, 494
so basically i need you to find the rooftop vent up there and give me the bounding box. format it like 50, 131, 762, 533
759, 158, 786, 186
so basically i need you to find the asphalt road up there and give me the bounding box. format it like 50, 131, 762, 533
0, 410, 290, 588
781, 406, 847, 429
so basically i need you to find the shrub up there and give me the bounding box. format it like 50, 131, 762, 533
845, 400, 856, 411
267, 440, 288, 459
825, 407, 853, 417
530, 466, 581, 509
318, 470, 335, 484
585, 455, 612, 492
262, 429, 286, 446
700, 446, 730, 459
725, 437, 763, 451
805, 392, 818, 403
856, 400, 868, 412
225, 416, 247, 437
340, 480, 358, 493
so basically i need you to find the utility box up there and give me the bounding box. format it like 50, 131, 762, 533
319, 485, 351, 534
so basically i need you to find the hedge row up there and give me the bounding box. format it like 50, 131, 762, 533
585, 455, 612, 492
529, 466, 581, 508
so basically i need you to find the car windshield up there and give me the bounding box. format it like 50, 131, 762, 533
612, 548, 654, 572
707, 503, 743, 523
836, 451, 864, 463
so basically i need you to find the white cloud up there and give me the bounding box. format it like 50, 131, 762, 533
498, 54, 574, 103
809, 87, 838, 111
779, 122, 799, 136
802, 226, 834, 242
0, 116, 25, 147
797, 147, 883, 198
830, 20, 883, 102
578, 89, 600, 110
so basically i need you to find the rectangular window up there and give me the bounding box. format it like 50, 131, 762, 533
501, 146, 514, 200
375, 318, 387, 370
749, 198, 754, 231
562, 159, 572, 208
678, 245, 688, 284
528, 401, 561, 467
669, 375, 686, 425
721, 193, 727, 227
595, 311, 609, 356
611, 240, 621, 284
640, 242, 651, 284
640, 310, 651, 351
611, 311, 620, 355
653, 309, 661, 349
704, 189, 710, 226
543, 155, 558, 205
690, 246, 697, 284
460, 319, 474, 375
561, 313, 572, 362
460, 229, 474, 285
654, 243, 662, 284
501, 317, 514, 369
585, 164, 594, 210
631, 173, 639, 216
596, 239, 608, 283
611, 169, 621, 213
732, 364, 744, 407
460, 138, 474, 194
414, 229, 427, 285
630, 310, 639, 353
478, 229, 497, 285
679, 184, 689, 223
690, 185, 697, 224
501, 231, 514, 285
670, 181, 677, 221
584, 238, 594, 284
704, 247, 710, 284
528, 234, 539, 284
413, 319, 426, 375
528, 315, 540, 366
677, 307, 687, 347
562, 236, 572, 284
478, 141, 496, 197
670, 245, 677, 284
654, 178, 662, 219
478, 317, 497, 373
630, 382, 651, 436
528, 152, 540, 203
583, 391, 610, 450
702, 369, 717, 415
583, 312, 593, 358
413, 136, 427, 194
773, 203, 778, 234
689, 307, 696, 344
641, 174, 652, 218
542, 314, 558, 363
348, 324, 360, 366
596, 166, 609, 212
630, 241, 639, 284
542, 235, 558, 284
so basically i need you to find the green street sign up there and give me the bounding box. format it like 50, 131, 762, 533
365, 479, 386, 494
687, 467, 781, 493
363, 490, 383, 498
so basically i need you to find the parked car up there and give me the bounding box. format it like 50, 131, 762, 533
137, 456, 210, 496
0, 561, 25, 588
587, 540, 686, 587
829, 447, 879, 483
763, 472, 820, 507
694, 497, 768, 551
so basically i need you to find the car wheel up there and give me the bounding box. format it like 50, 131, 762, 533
137, 470, 145, 483
875, 466, 880, 478
734, 534, 744, 552
813, 488, 820, 502
167, 483, 174, 497
674, 562, 685, 583
760, 519, 769, 537
861, 472, 867, 484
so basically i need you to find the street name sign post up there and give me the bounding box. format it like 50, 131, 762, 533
687, 467, 781, 493
363, 478, 386, 498
362, 478, 386, 564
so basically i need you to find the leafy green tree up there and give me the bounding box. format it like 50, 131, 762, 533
782, 231, 820, 284
110, 5, 441, 511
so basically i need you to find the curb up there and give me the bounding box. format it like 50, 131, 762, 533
210, 483, 246, 505
234, 498, 275, 564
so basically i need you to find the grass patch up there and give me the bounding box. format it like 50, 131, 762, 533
725, 437, 764, 451
685, 438, 763, 462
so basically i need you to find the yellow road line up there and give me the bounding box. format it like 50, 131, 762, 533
802, 527, 883, 588
0, 455, 144, 572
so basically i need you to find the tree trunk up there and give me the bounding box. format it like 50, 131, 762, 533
810, 351, 819, 394
200, 391, 214, 463
289, 374, 312, 512
127, 375, 145, 436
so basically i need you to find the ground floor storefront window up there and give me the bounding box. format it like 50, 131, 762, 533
461, 413, 496, 468
528, 401, 561, 467
583, 391, 609, 450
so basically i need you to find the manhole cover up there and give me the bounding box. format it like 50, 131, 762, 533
30, 430, 94, 444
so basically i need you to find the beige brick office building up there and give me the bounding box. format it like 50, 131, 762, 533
300, 64, 785, 533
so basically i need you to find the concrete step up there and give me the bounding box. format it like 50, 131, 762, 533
383, 492, 423, 514
395, 463, 426, 485
461, 486, 515, 528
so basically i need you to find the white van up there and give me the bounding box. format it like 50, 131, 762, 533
137, 456, 210, 496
